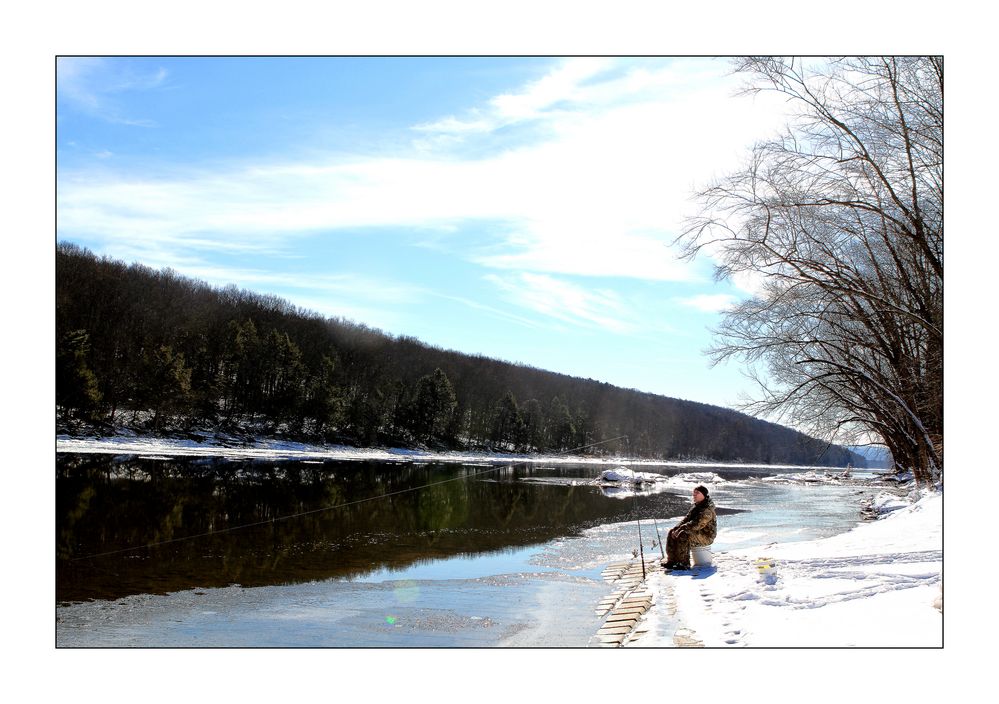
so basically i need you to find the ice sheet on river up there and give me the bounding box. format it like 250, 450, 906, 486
761, 469, 856, 484
595, 467, 661, 483
591, 467, 725, 499
595, 467, 724, 486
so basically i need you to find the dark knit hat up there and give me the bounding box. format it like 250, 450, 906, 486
693, 485, 709, 498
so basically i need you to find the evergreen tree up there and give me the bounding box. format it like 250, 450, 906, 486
302, 355, 341, 436
139, 344, 192, 430
56, 330, 102, 420
408, 368, 457, 445
260, 329, 306, 423
221, 319, 260, 418
546, 396, 575, 451
520, 398, 544, 452
491, 391, 525, 449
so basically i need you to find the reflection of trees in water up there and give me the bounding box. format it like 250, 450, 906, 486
57, 455, 691, 602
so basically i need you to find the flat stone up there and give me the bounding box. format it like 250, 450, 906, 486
597, 626, 633, 635
593, 634, 625, 644
605, 616, 638, 626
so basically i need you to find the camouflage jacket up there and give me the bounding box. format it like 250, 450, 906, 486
677, 497, 717, 546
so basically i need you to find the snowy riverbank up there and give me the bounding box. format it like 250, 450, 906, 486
56, 433, 943, 648
56, 432, 859, 472
632, 487, 942, 647
46, 438, 957, 700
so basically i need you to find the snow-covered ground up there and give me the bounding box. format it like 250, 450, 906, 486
632, 488, 942, 647
55, 433, 857, 472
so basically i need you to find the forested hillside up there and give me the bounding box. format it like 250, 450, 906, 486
56, 243, 862, 467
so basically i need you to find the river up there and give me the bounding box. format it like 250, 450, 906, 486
56, 455, 880, 646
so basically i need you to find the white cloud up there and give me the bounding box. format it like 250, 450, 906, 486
57, 57, 105, 111
485, 272, 637, 333
489, 57, 613, 121
145, 264, 423, 333
433, 293, 553, 331
412, 58, 614, 137
678, 293, 738, 313
57, 58, 793, 283
411, 112, 494, 134
179, 266, 425, 305
57, 57, 167, 126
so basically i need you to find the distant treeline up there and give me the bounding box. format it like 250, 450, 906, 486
56, 243, 862, 467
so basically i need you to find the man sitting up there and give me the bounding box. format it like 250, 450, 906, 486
662, 485, 716, 570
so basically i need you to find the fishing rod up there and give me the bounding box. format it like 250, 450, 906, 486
652, 517, 665, 561
636, 515, 646, 580
68, 433, 631, 562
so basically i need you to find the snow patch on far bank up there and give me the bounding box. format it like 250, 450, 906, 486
56, 434, 858, 472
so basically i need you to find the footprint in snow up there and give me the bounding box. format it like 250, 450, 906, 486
723, 627, 745, 646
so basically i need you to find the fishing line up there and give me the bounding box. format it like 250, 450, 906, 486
67, 434, 629, 561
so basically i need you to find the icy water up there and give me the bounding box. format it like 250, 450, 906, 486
56, 455, 879, 647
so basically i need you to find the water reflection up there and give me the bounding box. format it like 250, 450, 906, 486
57, 455, 698, 603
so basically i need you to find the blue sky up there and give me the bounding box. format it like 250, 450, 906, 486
56, 56, 798, 410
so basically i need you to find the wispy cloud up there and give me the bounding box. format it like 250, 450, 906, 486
142, 263, 424, 333
433, 292, 553, 331
57, 58, 791, 288
489, 57, 614, 121
412, 58, 613, 136
57, 57, 167, 126
412, 113, 494, 135
179, 266, 426, 305
485, 272, 638, 333
677, 293, 738, 313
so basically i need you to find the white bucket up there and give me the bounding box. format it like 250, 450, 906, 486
691, 545, 713, 567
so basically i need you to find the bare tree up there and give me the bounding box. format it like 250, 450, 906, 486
679, 57, 943, 483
